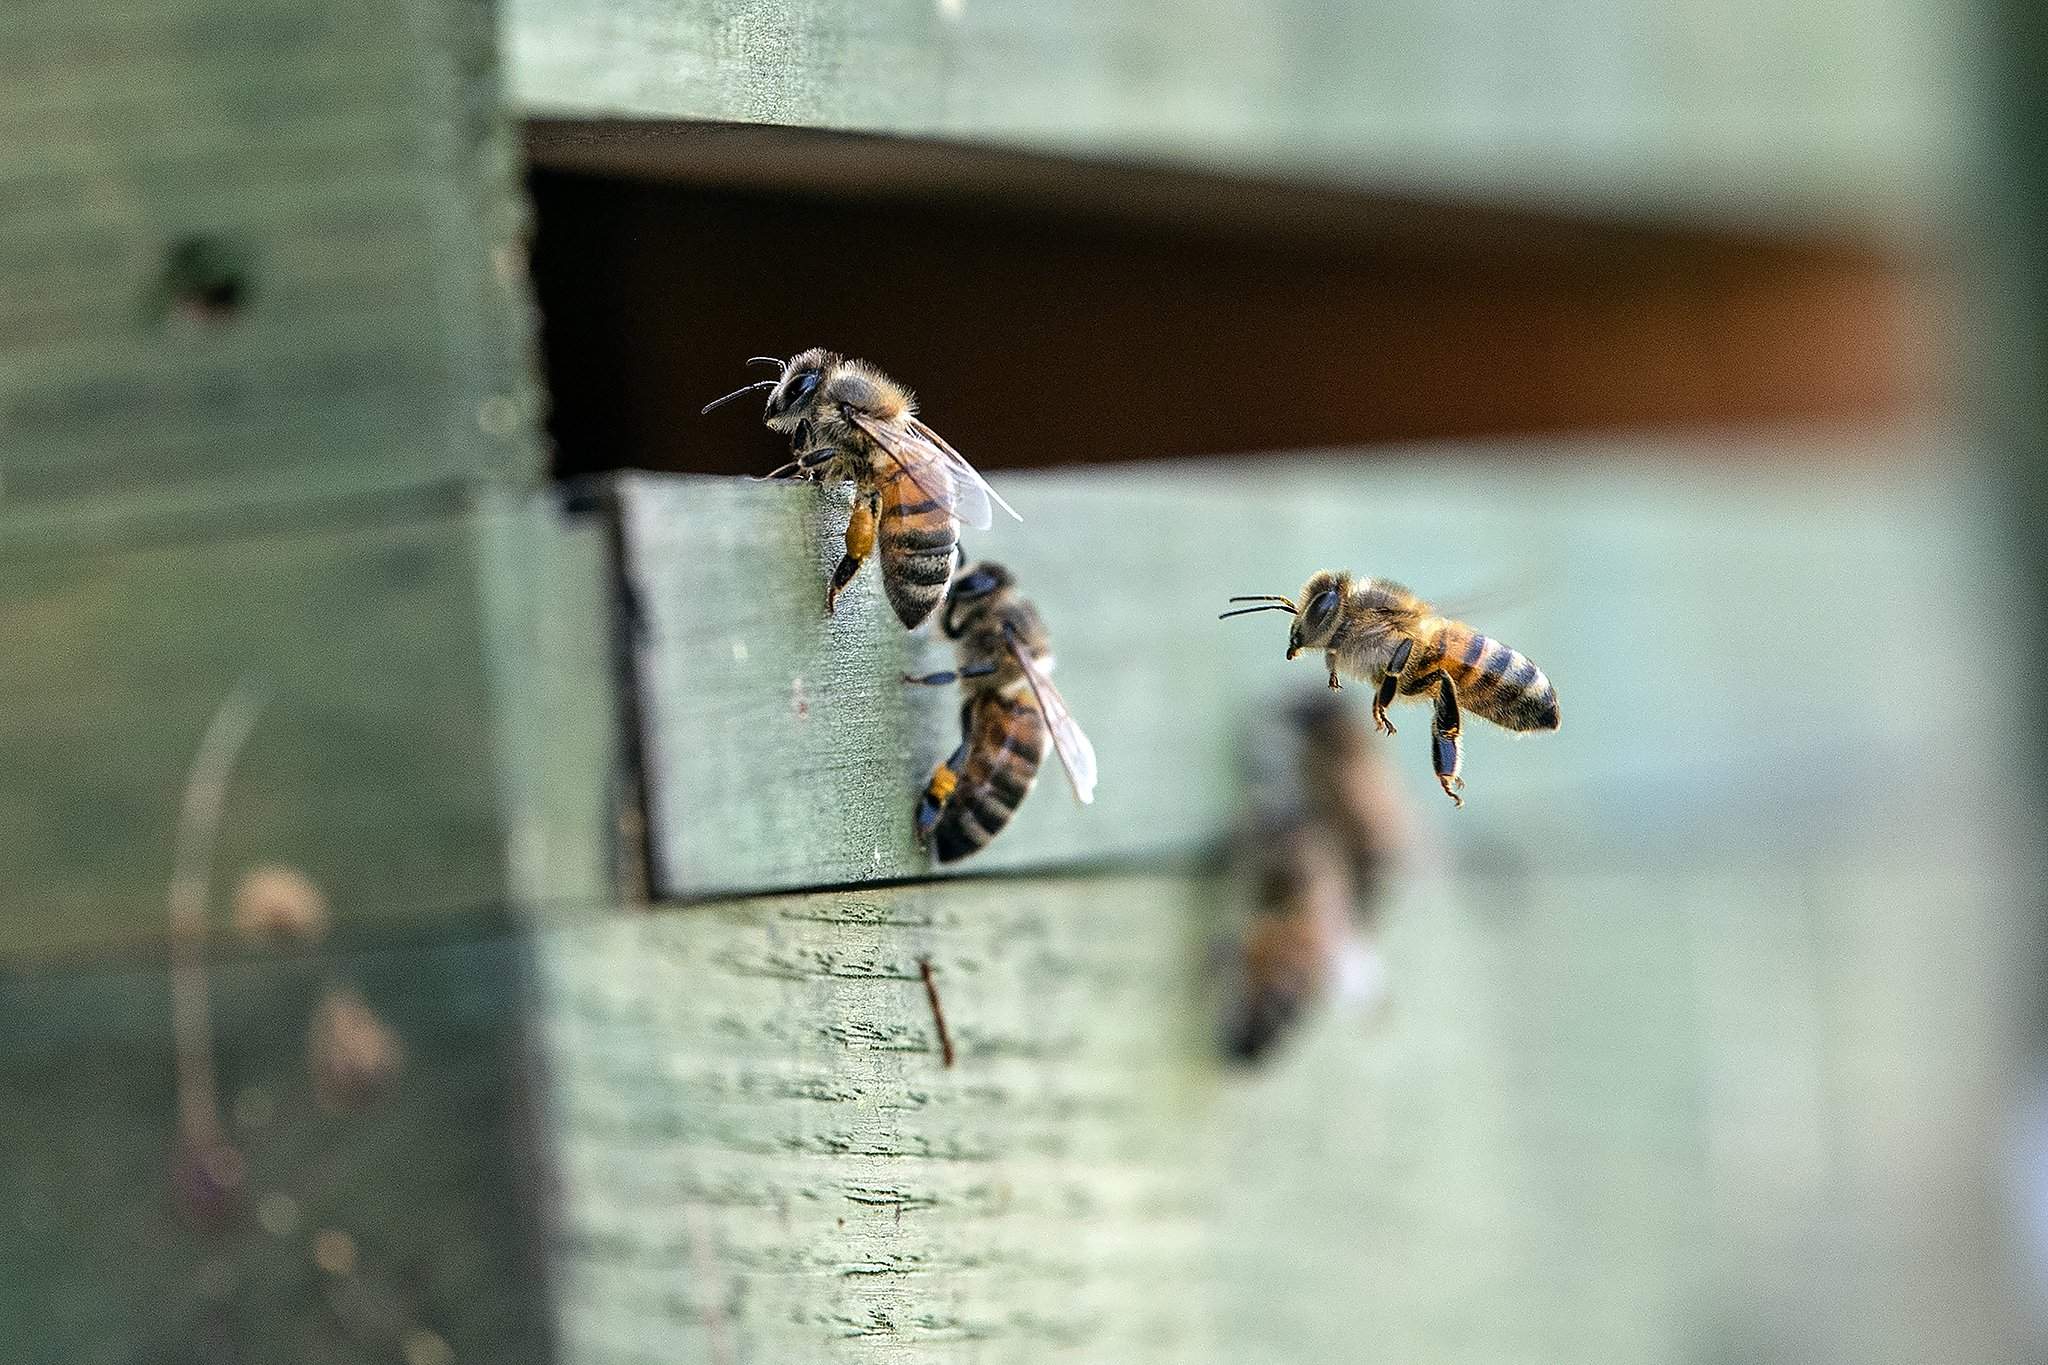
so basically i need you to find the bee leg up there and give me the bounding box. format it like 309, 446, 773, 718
826, 489, 880, 614
1370, 674, 1399, 734
1427, 675, 1465, 808
902, 662, 996, 686
1325, 652, 1342, 691
755, 446, 838, 483
915, 742, 970, 843
1372, 639, 1413, 735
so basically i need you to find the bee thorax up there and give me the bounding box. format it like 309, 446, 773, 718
1333, 627, 1406, 682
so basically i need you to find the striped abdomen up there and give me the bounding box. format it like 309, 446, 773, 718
1226, 837, 1352, 1062
928, 692, 1048, 863
1437, 628, 1560, 732
874, 458, 959, 629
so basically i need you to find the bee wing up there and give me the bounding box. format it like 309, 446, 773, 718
1004, 627, 1097, 805
845, 409, 1019, 530
907, 417, 1022, 526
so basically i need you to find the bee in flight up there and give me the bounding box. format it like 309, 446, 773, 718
703, 349, 1018, 629
1221, 692, 1405, 1064
903, 560, 1096, 862
1220, 572, 1559, 806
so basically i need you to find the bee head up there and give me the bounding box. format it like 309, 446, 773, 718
700, 349, 832, 422
1286, 571, 1348, 658
762, 348, 837, 430
942, 559, 1016, 639
1221, 572, 1350, 657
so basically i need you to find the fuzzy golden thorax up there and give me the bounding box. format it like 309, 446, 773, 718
763, 348, 917, 441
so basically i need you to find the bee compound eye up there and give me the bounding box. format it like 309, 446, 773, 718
788, 370, 821, 405
1305, 589, 1340, 632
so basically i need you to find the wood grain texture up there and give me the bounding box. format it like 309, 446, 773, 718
473, 488, 632, 911
537, 861, 2026, 1364
1, 0, 543, 550
504, 0, 1961, 232
0, 934, 550, 1364
0, 508, 511, 961
538, 874, 1223, 1365
616, 432, 2017, 899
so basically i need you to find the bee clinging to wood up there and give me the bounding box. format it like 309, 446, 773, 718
1220, 693, 1404, 1064
904, 560, 1096, 862
1220, 572, 1559, 806
702, 349, 1019, 629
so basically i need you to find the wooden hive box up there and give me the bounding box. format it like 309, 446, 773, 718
3, 0, 2034, 1363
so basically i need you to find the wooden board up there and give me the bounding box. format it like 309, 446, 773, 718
0, 510, 513, 961
1, 0, 541, 550
614, 431, 2016, 900
473, 488, 634, 910
536, 864, 2024, 1364
0, 933, 550, 1364
505, 0, 1960, 233
539, 874, 1222, 1364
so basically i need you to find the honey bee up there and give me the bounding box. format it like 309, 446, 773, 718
1221, 693, 1403, 1063
1221, 572, 1559, 806
903, 560, 1096, 862
703, 349, 1019, 629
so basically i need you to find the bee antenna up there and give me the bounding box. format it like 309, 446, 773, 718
746, 356, 784, 370
700, 379, 779, 415
1219, 594, 1297, 620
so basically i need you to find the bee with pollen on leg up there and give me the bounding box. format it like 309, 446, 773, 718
702, 348, 1019, 629
902, 558, 1096, 863
1221, 571, 1559, 806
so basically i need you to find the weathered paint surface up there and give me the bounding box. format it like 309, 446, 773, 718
539, 875, 1223, 1364
1, 0, 540, 549
0, 513, 512, 958
537, 862, 2025, 1365
618, 435, 2020, 898
0, 3, 565, 1362
0, 934, 551, 1364
505, 0, 1961, 232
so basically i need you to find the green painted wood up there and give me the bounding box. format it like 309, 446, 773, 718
0, 934, 549, 1365
0, 0, 543, 550
538, 874, 1224, 1364
0, 509, 513, 960
0, 0, 594, 964
472, 488, 631, 912
536, 862, 2024, 1363
0, 488, 622, 963
614, 432, 2013, 899
504, 0, 1961, 233
1209, 863, 2024, 1365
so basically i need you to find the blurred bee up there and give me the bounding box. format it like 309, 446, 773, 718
1221, 572, 1559, 806
703, 349, 1019, 629
1221, 693, 1404, 1063
903, 560, 1096, 862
